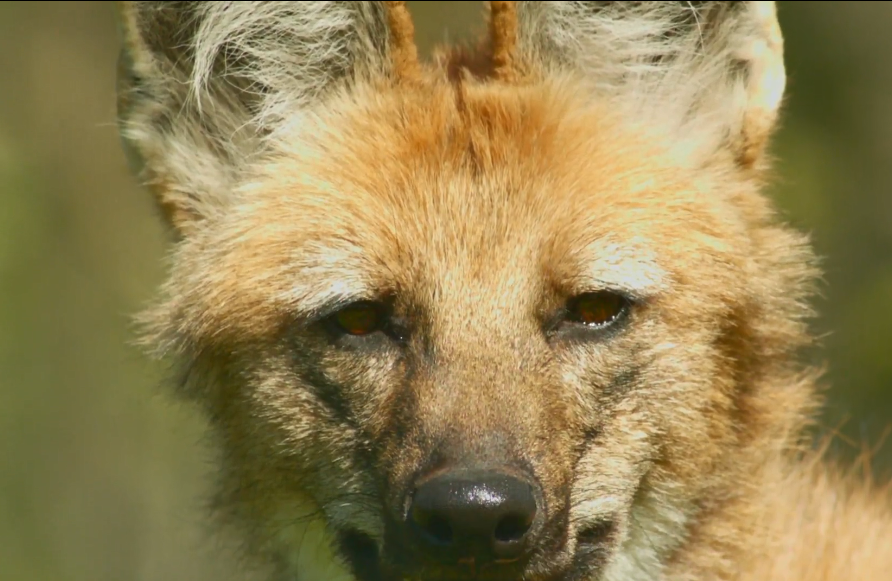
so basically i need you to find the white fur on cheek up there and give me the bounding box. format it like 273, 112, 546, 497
602, 491, 692, 581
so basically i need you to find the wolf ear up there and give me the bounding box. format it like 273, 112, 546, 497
512, 1, 786, 169
115, 1, 407, 236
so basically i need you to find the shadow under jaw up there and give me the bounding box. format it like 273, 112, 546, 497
336, 517, 617, 581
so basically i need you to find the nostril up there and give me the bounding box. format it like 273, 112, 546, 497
494, 513, 534, 544
412, 510, 453, 546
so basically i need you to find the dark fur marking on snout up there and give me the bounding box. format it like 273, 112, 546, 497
299, 363, 355, 426
564, 519, 617, 581
576, 519, 616, 546
603, 363, 643, 398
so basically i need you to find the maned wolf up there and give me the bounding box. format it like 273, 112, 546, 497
113, 1, 892, 580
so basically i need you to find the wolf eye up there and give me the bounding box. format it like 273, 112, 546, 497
566, 291, 630, 328
332, 302, 385, 336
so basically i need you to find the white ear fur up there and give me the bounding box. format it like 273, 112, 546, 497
115, 1, 395, 234
513, 1, 787, 167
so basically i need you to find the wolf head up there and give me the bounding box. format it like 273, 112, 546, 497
115, 2, 820, 580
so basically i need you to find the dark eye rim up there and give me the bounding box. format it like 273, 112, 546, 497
565, 290, 633, 328
330, 300, 386, 335
545, 290, 636, 339
322, 299, 409, 344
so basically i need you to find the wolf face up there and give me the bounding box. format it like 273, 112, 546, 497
115, 2, 819, 580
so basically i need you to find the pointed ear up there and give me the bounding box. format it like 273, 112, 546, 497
114, 1, 398, 236
513, 1, 787, 169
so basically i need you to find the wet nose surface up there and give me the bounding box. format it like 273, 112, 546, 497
407, 469, 540, 563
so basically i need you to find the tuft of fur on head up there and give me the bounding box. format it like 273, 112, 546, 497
115, 1, 787, 233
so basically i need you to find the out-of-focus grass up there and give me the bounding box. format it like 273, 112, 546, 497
0, 2, 889, 580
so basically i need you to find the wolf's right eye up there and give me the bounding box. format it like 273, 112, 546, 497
322, 300, 410, 346
332, 302, 385, 336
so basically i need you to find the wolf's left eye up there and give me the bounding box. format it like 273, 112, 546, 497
332, 301, 386, 336
566, 291, 630, 328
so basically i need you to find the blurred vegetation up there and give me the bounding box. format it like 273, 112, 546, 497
1, 2, 890, 580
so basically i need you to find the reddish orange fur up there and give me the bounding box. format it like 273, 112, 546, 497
115, 2, 892, 580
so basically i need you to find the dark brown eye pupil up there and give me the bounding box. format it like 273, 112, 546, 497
334, 303, 381, 335
569, 292, 627, 327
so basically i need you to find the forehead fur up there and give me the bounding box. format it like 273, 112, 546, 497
148, 73, 755, 353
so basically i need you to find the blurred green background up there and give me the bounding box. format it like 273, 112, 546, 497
1, 2, 890, 580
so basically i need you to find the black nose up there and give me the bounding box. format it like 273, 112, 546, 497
407, 469, 540, 563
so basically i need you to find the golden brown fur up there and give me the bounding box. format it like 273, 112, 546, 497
112, 2, 892, 580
